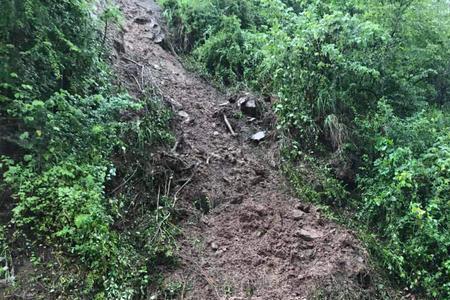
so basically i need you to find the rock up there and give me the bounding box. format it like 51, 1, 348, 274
291, 210, 305, 221
142, 33, 155, 41
295, 202, 311, 213
252, 204, 267, 216
177, 110, 189, 118
154, 34, 164, 44
113, 39, 125, 53
237, 95, 260, 117
230, 195, 243, 205
295, 228, 322, 241
166, 97, 182, 110
251, 131, 266, 142
134, 16, 152, 24
211, 242, 219, 251
254, 167, 267, 177
213, 131, 219, 136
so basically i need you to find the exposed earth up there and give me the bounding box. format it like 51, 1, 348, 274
110, 0, 380, 299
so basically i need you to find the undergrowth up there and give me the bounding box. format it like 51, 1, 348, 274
1, 0, 176, 298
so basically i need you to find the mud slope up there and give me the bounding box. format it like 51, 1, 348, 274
113, 1, 373, 299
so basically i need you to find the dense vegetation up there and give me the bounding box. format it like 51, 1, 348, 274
159, 0, 450, 298
0, 0, 175, 298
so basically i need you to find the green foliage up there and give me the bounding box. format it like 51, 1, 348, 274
2, 92, 174, 299
193, 16, 247, 85
100, 2, 124, 45
0, 0, 104, 99
282, 148, 348, 207
358, 106, 450, 298
0, 0, 175, 298
159, 0, 265, 52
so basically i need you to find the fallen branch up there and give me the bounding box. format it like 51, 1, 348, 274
122, 56, 143, 67
123, 56, 145, 91
206, 153, 220, 164
223, 114, 237, 136
130, 73, 143, 91
171, 136, 183, 153
141, 65, 145, 90
110, 168, 138, 195
173, 162, 200, 206
178, 253, 221, 299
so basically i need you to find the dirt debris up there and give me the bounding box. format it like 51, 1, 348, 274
112, 0, 382, 299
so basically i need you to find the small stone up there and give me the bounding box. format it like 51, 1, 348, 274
134, 16, 152, 24
237, 95, 260, 117
295, 203, 311, 213
213, 131, 219, 136
251, 131, 266, 142
291, 210, 305, 221
230, 195, 243, 205
295, 228, 321, 241
113, 39, 125, 53
177, 110, 189, 118
211, 242, 219, 251
254, 168, 267, 177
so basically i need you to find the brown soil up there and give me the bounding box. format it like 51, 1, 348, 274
111, 1, 382, 299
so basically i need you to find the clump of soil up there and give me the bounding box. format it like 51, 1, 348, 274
112, 1, 393, 299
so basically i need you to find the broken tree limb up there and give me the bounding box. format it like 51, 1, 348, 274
223, 114, 237, 136
130, 73, 143, 91
171, 140, 180, 153
173, 162, 200, 206
122, 56, 143, 67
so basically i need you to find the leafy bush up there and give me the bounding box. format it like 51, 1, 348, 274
359, 105, 450, 298
160, 0, 265, 52
1, 0, 175, 298
1, 90, 174, 298
193, 16, 253, 85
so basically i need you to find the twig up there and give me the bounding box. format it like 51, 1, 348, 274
178, 253, 221, 299
122, 56, 143, 67
206, 153, 220, 164
149, 213, 172, 245
171, 137, 182, 153
141, 65, 145, 90
180, 275, 187, 300
123, 56, 145, 91
173, 162, 200, 207
130, 73, 143, 91
168, 40, 181, 61
165, 173, 173, 197
156, 186, 160, 224
223, 114, 237, 136
110, 168, 138, 194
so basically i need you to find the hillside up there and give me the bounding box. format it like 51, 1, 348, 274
1, 0, 449, 299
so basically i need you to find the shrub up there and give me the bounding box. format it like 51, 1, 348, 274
1, 90, 174, 298
1, 0, 175, 298
358, 105, 450, 298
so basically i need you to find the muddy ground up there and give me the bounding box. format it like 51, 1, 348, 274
108, 1, 388, 299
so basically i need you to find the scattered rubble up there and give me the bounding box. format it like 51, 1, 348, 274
112, 1, 381, 298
